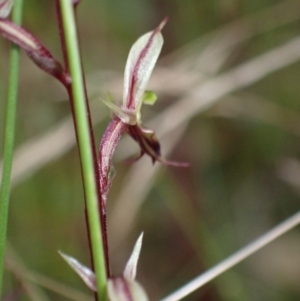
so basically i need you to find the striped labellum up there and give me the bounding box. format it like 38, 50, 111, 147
103, 19, 166, 125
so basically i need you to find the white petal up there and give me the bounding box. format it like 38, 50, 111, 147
123, 232, 143, 281
0, 0, 13, 18
58, 251, 97, 292
123, 19, 166, 113
108, 277, 149, 301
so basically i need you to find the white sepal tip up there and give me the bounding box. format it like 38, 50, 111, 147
124, 232, 144, 281
0, 0, 13, 18
58, 250, 97, 292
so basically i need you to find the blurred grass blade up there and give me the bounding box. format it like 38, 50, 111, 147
5, 242, 51, 301
6, 241, 92, 301
159, 211, 300, 301
0, 0, 23, 297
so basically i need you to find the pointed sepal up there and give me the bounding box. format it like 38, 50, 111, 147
0, 0, 13, 18
0, 19, 68, 84
108, 277, 149, 301
58, 251, 97, 292
123, 18, 167, 113
124, 233, 143, 281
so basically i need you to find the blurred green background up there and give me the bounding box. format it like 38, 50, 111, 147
1, 0, 300, 300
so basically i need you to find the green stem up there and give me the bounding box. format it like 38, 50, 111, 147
58, 1, 107, 300
0, 0, 24, 297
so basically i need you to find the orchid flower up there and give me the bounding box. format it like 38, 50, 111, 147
59, 233, 148, 301
102, 19, 188, 167
103, 19, 166, 126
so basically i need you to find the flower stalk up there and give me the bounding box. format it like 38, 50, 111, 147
55, 0, 110, 277
58, 1, 107, 300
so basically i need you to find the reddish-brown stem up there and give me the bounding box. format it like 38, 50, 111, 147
55, 2, 69, 72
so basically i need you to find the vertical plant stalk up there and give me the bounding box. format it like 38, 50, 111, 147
55, 1, 110, 277
0, 0, 24, 296
58, 1, 107, 301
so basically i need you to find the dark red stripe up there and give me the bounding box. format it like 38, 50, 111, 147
127, 24, 162, 109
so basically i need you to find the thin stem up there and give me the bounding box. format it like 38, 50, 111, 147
159, 211, 300, 301
55, 3, 109, 275
56, 0, 109, 277
58, 1, 107, 301
0, 0, 24, 297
